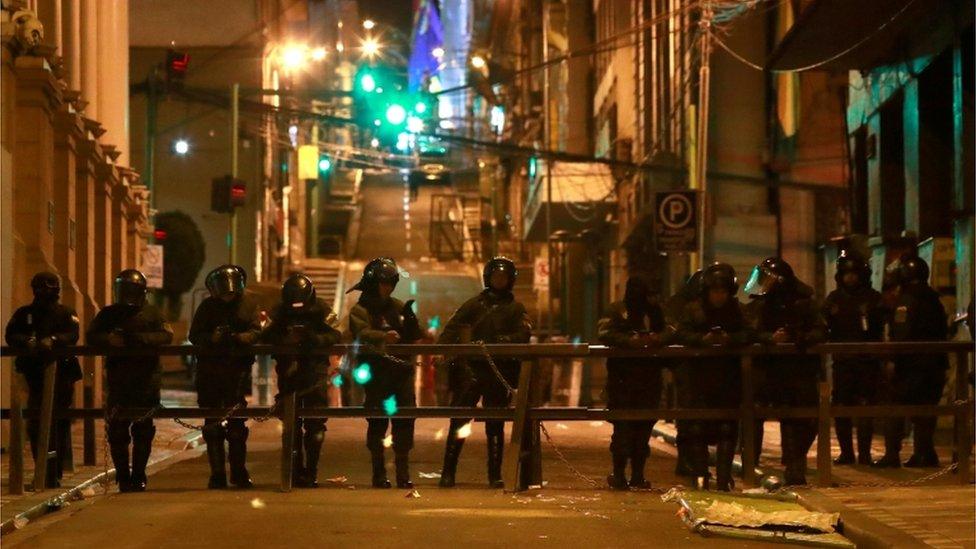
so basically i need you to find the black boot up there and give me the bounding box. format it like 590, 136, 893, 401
674, 422, 695, 476
782, 423, 808, 486
298, 430, 323, 488
487, 433, 505, 488
371, 450, 391, 488
130, 425, 155, 492
629, 454, 651, 489
439, 431, 465, 488
227, 424, 253, 489
904, 417, 939, 467
856, 424, 874, 465
110, 444, 132, 493
833, 418, 855, 465
715, 438, 736, 492
203, 426, 227, 489
607, 454, 628, 490
395, 451, 413, 488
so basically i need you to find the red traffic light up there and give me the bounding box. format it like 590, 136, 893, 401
166, 50, 190, 77
153, 229, 167, 241
230, 182, 246, 207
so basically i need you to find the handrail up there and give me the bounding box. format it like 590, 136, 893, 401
1, 341, 971, 358
1, 342, 970, 495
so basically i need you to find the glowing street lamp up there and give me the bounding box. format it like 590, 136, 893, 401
363, 19, 376, 30
432, 46, 444, 59
281, 44, 308, 71
311, 47, 327, 61
470, 54, 487, 69
362, 37, 381, 58
173, 139, 189, 155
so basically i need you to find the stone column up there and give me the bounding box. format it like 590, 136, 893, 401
93, 151, 116, 309
76, 127, 101, 464
95, 0, 127, 164
62, 0, 81, 91
79, 0, 98, 121
111, 179, 130, 274
13, 55, 62, 283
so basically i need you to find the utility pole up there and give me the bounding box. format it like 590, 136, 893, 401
229, 82, 239, 264
695, 1, 713, 266
543, 0, 555, 338
145, 65, 159, 215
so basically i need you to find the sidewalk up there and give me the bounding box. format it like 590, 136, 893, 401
655, 421, 975, 548
0, 390, 203, 533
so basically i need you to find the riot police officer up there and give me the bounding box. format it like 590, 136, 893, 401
437, 257, 532, 488
262, 274, 341, 487
87, 270, 173, 491
4, 272, 81, 488
823, 252, 885, 465
348, 258, 423, 488
663, 270, 703, 477
598, 274, 667, 490
189, 265, 262, 489
674, 263, 752, 491
744, 257, 825, 485
873, 255, 948, 468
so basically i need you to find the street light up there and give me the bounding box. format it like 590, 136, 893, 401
363, 19, 376, 30
281, 44, 307, 71
470, 54, 487, 69
362, 37, 381, 58
173, 139, 189, 155
432, 46, 444, 59
359, 72, 377, 92
311, 47, 327, 61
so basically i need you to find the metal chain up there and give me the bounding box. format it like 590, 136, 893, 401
825, 462, 961, 490
475, 341, 516, 396
538, 422, 600, 488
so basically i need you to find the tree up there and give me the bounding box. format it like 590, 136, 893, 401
154, 210, 206, 320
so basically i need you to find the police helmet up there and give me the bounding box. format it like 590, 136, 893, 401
744, 257, 795, 297
113, 269, 148, 307
206, 264, 247, 299
30, 272, 61, 302
483, 256, 517, 292
282, 273, 316, 310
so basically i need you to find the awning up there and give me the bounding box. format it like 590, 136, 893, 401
522, 161, 616, 242
766, 0, 933, 72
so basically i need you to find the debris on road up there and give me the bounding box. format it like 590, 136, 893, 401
405, 490, 421, 498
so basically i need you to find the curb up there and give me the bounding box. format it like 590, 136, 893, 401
0, 431, 203, 537
796, 490, 928, 549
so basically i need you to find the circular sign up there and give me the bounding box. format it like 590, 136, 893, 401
658, 193, 694, 229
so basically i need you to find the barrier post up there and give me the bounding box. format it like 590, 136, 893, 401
280, 391, 296, 492
739, 356, 757, 486
9, 375, 25, 495
817, 381, 832, 487
955, 350, 972, 485
83, 358, 96, 465
33, 362, 57, 491
503, 358, 535, 492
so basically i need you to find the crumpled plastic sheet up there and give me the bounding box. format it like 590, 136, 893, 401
695, 500, 839, 533
661, 488, 840, 534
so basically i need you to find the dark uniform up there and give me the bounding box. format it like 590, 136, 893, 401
189, 265, 262, 489
744, 257, 825, 486
598, 275, 667, 490
438, 257, 531, 488
662, 270, 703, 477
262, 274, 341, 487
87, 270, 173, 491
823, 252, 885, 465
674, 263, 752, 491
347, 258, 423, 488
874, 256, 948, 468
4, 272, 81, 488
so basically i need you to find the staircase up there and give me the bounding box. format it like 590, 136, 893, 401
301, 259, 345, 313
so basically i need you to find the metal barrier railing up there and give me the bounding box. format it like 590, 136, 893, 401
1, 342, 972, 494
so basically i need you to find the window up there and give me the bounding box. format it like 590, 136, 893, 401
879, 91, 905, 237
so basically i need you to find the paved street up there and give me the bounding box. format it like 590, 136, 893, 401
2, 419, 786, 549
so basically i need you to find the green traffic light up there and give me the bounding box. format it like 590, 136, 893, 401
415, 101, 427, 114
360, 73, 376, 92
319, 157, 332, 172
385, 104, 407, 125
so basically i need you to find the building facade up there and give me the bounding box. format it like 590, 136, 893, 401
2, 0, 146, 447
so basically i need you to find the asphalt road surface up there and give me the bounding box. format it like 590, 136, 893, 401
4, 419, 785, 548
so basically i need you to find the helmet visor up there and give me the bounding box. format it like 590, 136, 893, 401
743, 266, 779, 297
